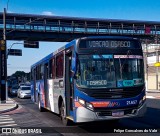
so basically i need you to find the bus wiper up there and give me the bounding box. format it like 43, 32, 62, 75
76, 58, 81, 77
119, 50, 132, 79
119, 57, 123, 79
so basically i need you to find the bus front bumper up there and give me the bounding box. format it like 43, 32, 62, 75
76, 102, 146, 123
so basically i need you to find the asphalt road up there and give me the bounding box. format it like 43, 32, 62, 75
0, 95, 160, 136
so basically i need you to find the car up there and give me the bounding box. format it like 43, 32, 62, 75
7, 81, 12, 94
19, 83, 25, 87
17, 86, 31, 98
10, 86, 19, 96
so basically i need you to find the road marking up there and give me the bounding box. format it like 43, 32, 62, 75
0, 116, 8, 119
0, 115, 10, 117
146, 95, 160, 99
0, 115, 18, 127
0, 121, 15, 124
146, 96, 155, 99
0, 123, 17, 127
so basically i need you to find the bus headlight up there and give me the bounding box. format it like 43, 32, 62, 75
86, 102, 94, 110
78, 98, 94, 111
78, 98, 85, 106
143, 95, 146, 101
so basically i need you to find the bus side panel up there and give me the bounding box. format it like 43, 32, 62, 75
53, 78, 65, 114
37, 80, 46, 108
47, 79, 54, 112
31, 80, 43, 104
31, 80, 35, 102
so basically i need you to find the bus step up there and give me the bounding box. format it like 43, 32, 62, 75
66, 116, 73, 121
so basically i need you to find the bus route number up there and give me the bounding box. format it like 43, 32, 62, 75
126, 100, 137, 105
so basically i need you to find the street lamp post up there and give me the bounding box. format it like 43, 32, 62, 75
156, 49, 159, 90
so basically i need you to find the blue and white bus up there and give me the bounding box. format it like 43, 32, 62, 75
30, 36, 146, 125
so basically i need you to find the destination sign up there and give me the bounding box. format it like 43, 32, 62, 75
88, 41, 131, 48
79, 39, 140, 49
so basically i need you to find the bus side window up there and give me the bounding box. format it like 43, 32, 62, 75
41, 65, 44, 79
52, 58, 56, 79
56, 53, 64, 78
36, 66, 38, 80
49, 59, 52, 79
31, 68, 33, 80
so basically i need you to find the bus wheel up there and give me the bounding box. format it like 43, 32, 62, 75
38, 96, 45, 112
60, 101, 72, 126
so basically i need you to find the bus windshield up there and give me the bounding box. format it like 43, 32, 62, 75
76, 54, 144, 89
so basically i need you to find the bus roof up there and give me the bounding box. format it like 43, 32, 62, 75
31, 39, 76, 68
79, 36, 138, 40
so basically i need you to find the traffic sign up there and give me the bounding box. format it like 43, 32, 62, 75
154, 62, 160, 67
8, 49, 22, 56
24, 41, 39, 48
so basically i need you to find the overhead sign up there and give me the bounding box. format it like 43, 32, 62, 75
8, 49, 22, 56
154, 62, 160, 67
24, 41, 39, 48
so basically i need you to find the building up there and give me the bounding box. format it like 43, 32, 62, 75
143, 43, 160, 90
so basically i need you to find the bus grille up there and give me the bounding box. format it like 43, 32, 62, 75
88, 87, 143, 99
96, 108, 137, 116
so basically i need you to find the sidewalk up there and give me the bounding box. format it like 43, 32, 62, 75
0, 98, 18, 114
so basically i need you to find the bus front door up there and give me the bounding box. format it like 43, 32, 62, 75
65, 51, 73, 116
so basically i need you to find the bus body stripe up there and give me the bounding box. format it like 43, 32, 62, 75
75, 102, 83, 107
91, 102, 110, 107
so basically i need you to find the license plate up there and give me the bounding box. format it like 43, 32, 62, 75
112, 111, 124, 117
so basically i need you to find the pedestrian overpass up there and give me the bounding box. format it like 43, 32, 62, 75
0, 12, 160, 42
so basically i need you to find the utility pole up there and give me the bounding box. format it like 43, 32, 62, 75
156, 49, 159, 90
0, 8, 7, 103
145, 40, 148, 91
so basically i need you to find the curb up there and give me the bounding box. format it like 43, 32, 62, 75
0, 103, 18, 114
146, 91, 160, 93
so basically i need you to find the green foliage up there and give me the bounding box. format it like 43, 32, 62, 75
11, 71, 30, 81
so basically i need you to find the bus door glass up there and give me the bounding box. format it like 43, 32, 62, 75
44, 62, 49, 107
65, 49, 74, 115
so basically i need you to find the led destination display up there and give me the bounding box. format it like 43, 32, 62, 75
79, 39, 141, 49
88, 41, 131, 48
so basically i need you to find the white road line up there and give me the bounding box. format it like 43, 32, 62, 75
0, 115, 10, 117
0, 115, 18, 127
0, 118, 13, 121
0, 123, 18, 127
0, 121, 15, 124
146, 96, 155, 99
0, 116, 11, 119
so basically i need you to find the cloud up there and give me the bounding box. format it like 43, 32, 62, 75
6, 10, 13, 13
42, 11, 54, 16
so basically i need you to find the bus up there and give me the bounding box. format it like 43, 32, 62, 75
30, 36, 146, 125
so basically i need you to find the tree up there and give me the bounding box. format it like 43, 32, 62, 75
11, 71, 30, 82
